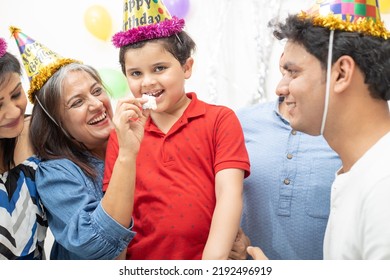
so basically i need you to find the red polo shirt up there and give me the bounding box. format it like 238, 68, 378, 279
103, 93, 250, 259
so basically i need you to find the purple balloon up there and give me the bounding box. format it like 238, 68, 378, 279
164, 0, 190, 19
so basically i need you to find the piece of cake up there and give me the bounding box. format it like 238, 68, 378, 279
142, 94, 157, 110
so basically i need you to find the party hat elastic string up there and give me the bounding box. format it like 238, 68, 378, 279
35, 96, 59, 127
321, 30, 334, 135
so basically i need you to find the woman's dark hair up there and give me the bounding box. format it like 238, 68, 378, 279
29, 63, 105, 178
119, 30, 196, 75
0, 52, 23, 171
270, 14, 390, 100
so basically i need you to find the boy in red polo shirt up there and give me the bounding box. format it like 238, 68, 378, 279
103, 0, 250, 260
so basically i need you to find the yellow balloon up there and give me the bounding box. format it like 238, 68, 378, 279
84, 5, 112, 41
379, 0, 390, 14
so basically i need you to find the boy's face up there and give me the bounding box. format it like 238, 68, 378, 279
277, 41, 327, 136
123, 42, 193, 113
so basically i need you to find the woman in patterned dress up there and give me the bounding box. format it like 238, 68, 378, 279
0, 37, 47, 260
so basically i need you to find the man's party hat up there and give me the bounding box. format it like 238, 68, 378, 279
301, 0, 389, 39
112, 0, 185, 48
9, 26, 79, 103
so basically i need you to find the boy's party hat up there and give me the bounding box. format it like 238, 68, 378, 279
0, 37, 7, 58
301, 0, 389, 39
112, 0, 185, 48
9, 26, 79, 103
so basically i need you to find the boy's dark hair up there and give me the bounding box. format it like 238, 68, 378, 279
0, 52, 23, 170
270, 14, 390, 101
119, 30, 196, 75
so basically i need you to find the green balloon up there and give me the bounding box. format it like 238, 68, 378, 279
98, 68, 129, 99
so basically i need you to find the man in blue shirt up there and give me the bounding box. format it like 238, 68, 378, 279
233, 92, 341, 259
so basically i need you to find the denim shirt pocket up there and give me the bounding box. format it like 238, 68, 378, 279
305, 158, 333, 219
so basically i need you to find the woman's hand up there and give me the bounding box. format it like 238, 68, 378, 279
113, 97, 150, 155
229, 228, 251, 260
247, 246, 268, 260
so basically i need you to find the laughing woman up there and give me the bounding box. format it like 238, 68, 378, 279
28, 62, 149, 259
0, 38, 47, 260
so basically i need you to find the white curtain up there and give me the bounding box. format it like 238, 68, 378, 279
185, 0, 314, 110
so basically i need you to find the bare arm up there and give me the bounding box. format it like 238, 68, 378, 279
202, 168, 244, 260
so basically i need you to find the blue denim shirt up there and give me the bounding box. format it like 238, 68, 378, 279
36, 156, 135, 259
237, 100, 342, 260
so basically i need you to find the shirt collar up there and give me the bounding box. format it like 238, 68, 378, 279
145, 92, 206, 130
273, 98, 290, 125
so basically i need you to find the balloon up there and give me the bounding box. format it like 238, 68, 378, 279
164, 0, 190, 19
84, 5, 112, 41
379, 0, 390, 14
98, 68, 130, 99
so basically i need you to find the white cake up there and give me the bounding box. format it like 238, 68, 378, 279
142, 94, 157, 110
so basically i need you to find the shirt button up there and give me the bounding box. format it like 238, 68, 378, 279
283, 178, 290, 185
291, 130, 297, 135
287, 154, 293, 159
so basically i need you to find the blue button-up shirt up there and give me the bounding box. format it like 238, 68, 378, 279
237, 100, 341, 259
36, 156, 135, 259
